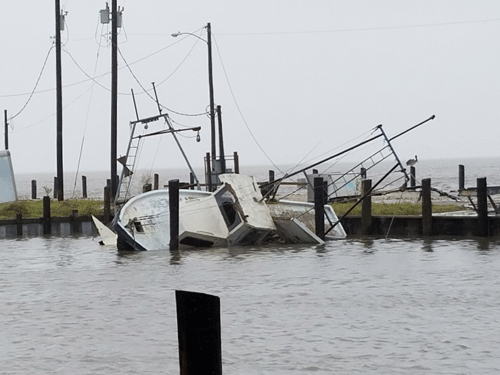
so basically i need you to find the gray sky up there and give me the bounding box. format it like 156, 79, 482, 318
2, 1, 500, 176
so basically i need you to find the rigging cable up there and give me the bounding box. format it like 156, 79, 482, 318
117, 46, 207, 117
212, 33, 283, 174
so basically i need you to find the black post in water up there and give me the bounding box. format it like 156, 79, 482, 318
53, 177, 58, 199
361, 179, 372, 235
217, 105, 226, 174
189, 172, 194, 190
360, 167, 366, 179
233, 151, 239, 174
154, 174, 159, 190
31, 180, 37, 200
422, 178, 432, 236
206, 152, 212, 192
169, 179, 179, 251
314, 177, 325, 240
176, 290, 222, 375
43, 196, 51, 235
16, 213, 22, 236
103, 185, 111, 224
4, 109, 8, 150
82, 176, 87, 198
269, 170, 275, 183
410, 166, 416, 188
477, 177, 488, 237
72, 210, 81, 234
459, 165, 465, 191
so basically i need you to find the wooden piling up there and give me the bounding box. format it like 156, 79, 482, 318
217, 105, 226, 174
71, 210, 81, 234
16, 213, 22, 236
422, 178, 432, 236
189, 172, 194, 190
154, 174, 159, 190
206, 152, 212, 192
53, 177, 58, 199
410, 166, 416, 188
176, 290, 222, 375
169, 179, 180, 251
360, 167, 367, 179
459, 165, 465, 191
103, 185, 111, 224
233, 151, 239, 174
43, 196, 51, 235
4, 109, 8, 150
31, 180, 37, 200
82, 176, 87, 198
314, 177, 325, 240
477, 177, 488, 237
361, 179, 372, 235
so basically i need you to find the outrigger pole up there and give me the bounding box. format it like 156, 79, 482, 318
260, 115, 436, 190
325, 163, 400, 235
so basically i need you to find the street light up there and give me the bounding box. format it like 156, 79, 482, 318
172, 23, 216, 184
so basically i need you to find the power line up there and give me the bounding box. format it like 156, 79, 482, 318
10, 45, 54, 120
219, 17, 500, 36
212, 33, 282, 173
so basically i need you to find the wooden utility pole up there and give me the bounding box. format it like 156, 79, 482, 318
207, 23, 216, 179
55, 0, 64, 200
110, 0, 118, 200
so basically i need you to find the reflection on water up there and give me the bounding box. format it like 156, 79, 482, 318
2, 236, 500, 374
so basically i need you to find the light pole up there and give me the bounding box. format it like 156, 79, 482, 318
172, 23, 216, 182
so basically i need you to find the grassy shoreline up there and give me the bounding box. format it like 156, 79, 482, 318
0, 198, 467, 220
0, 199, 104, 220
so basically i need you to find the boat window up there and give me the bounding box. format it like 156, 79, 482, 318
134, 221, 144, 233
214, 190, 242, 231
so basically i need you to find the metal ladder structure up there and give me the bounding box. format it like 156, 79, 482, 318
114, 113, 202, 205
115, 114, 162, 205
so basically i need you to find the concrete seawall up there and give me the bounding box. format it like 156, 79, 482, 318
0, 215, 104, 239
341, 215, 500, 238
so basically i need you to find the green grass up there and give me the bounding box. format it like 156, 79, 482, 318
0, 199, 466, 220
332, 202, 466, 216
0, 199, 104, 220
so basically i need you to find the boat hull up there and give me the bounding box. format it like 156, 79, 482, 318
113, 175, 276, 251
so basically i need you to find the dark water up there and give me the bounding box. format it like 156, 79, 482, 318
2, 236, 500, 374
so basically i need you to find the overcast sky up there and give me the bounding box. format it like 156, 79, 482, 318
2, 1, 500, 178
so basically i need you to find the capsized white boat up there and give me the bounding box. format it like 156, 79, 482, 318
113, 174, 276, 251
268, 199, 346, 245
